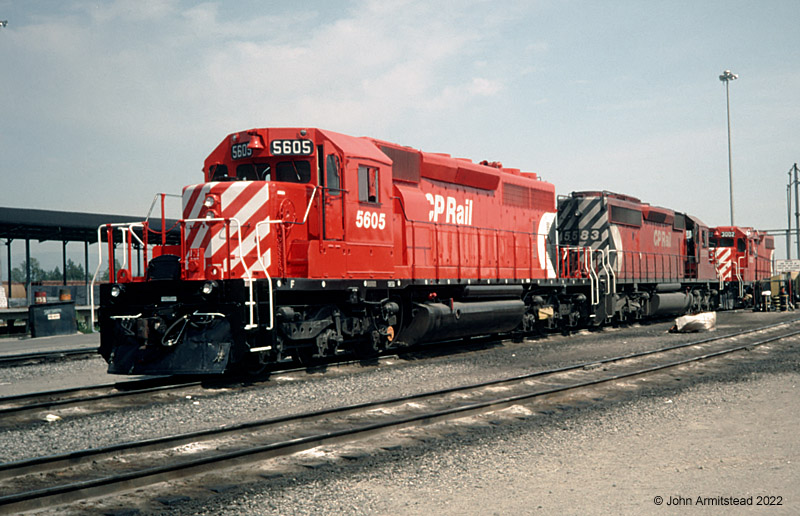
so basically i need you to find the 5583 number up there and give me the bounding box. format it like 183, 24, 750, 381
355, 210, 386, 230
561, 229, 600, 243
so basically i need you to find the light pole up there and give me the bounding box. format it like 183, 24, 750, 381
719, 69, 738, 226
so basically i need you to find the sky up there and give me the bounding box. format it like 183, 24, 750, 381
1, 0, 799, 276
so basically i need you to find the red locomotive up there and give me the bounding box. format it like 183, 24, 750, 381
709, 226, 774, 308
96, 128, 774, 375
555, 191, 773, 321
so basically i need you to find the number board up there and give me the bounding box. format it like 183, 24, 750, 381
231, 142, 252, 160
271, 139, 313, 156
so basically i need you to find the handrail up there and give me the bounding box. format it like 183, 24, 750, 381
585, 247, 599, 305
598, 248, 613, 294
248, 185, 319, 331
557, 246, 598, 304
182, 217, 255, 329
144, 193, 181, 246
606, 249, 618, 294
89, 222, 147, 331
736, 256, 745, 298
144, 192, 181, 220
272, 185, 320, 227
255, 220, 275, 331
295, 186, 319, 226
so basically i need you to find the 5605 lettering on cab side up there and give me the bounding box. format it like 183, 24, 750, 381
96, 128, 774, 375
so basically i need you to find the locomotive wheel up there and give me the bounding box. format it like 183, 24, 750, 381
292, 328, 339, 366
355, 329, 388, 359
292, 346, 318, 367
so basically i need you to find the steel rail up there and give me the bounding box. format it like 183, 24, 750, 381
0, 347, 99, 366
1, 317, 794, 421
0, 319, 798, 513
0, 352, 405, 426
0, 377, 196, 420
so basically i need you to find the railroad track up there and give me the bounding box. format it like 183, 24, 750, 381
1, 318, 797, 514
0, 376, 197, 429
0, 347, 99, 367
0, 354, 404, 429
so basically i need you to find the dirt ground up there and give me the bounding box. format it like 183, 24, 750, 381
373, 371, 800, 515
162, 322, 800, 516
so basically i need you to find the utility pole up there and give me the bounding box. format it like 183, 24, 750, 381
788, 170, 793, 259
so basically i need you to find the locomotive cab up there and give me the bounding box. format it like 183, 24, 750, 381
185, 128, 396, 281
98, 128, 401, 374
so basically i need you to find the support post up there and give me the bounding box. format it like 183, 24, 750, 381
25, 239, 31, 306
62, 240, 68, 286
5, 239, 10, 301
84, 241, 90, 308
795, 164, 800, 259
0, 240, 3, 307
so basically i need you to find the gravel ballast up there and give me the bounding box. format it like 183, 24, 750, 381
171, 335, 800, 516
2, 311, 798, 514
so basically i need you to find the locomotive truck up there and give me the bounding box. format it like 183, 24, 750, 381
96, 128, 773, 375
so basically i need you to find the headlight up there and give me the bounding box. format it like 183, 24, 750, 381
110, 285, 123, 298
203, 195, 216, 208
201, 281, 218, 295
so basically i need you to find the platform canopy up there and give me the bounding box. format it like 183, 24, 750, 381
0, 206, 177, 243
1, 206, 179, 306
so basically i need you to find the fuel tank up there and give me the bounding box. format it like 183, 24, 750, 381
648, 292, 691, 317
397, 299, 526, 345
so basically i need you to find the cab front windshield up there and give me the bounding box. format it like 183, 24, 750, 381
210, 159, 312, 184
710, 236, 746, 252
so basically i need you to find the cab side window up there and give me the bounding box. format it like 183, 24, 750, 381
326, 154, 341, 195
358, 165, 379, 203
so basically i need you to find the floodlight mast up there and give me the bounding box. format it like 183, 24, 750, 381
719, 69, 738, 226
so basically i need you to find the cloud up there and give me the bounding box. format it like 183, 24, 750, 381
0, 0, 521, 215
4, 0, 511, 134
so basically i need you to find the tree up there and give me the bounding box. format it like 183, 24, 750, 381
101, 259, 123, 281
10, 258, 87, 283
65, 259, 85, 281
11, 258, 46, 283
45, 266, 61, 281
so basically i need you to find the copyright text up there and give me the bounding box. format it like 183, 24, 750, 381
653, 495, 783, 506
